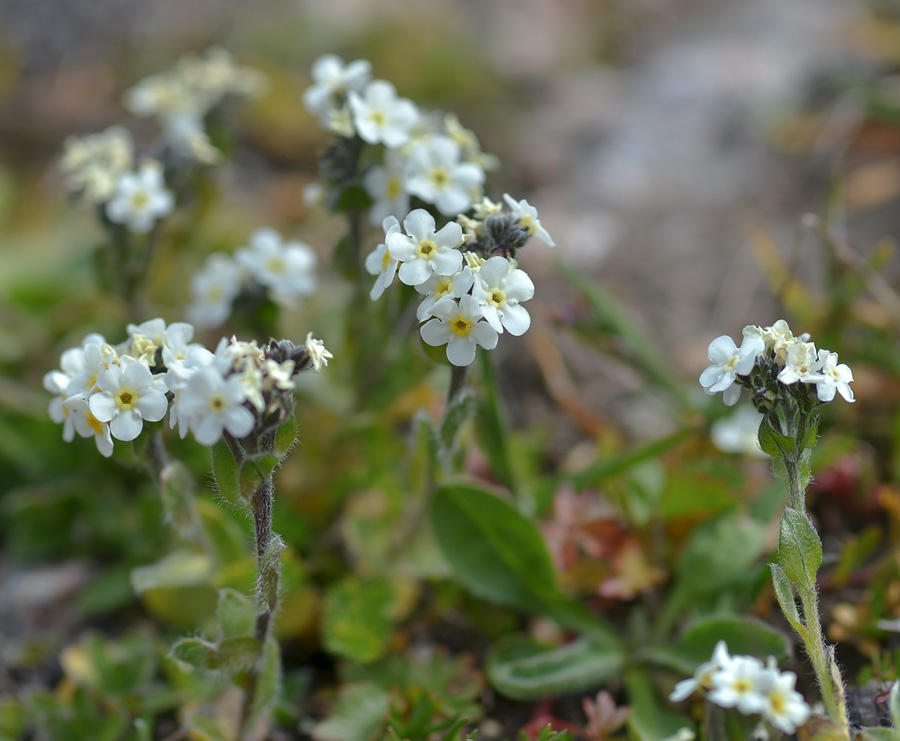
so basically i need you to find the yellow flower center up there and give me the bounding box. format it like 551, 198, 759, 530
520, 215, 537, 235
770, 691, 787, 716
209, 395, 226, 412
381, 249, 392, 271
265, 256, 288, 275
131, 190, 150, 210
435, 279, 452, 298
732, 678, 754, 695
416, 239, 437, 260
429, 168, 451, 189
449, 315, 473, 337
369, 110, 387, 127
116, 389, 136, 410
487, 289, 506, 308
386, 176, 402, 200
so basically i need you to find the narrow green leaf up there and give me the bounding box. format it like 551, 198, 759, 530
778, 508, 822, 590
311, 683, 391, 741
475, 350, 516, 491
487, 636, 624, 700
430, 483, 558, 611
238, 454, 279, 499
757, 416, 795, 457
273, 417, 297, 460
770, 563, 806, 640
642, 615, 791, 675
800, 416, 820, 451
211, 438, 248, 509
439, 388, 477, 452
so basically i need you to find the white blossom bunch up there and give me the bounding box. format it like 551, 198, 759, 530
125, 47, 266, 164
186, 228, 318, 329
700, 319, 854, 407
44, 319, 331, 455
365, 195, 553, 367
59, 126, 135, 204
303, 54, 495, 222
669, 641, 811, 734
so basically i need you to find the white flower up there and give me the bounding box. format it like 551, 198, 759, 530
363, 149, 409, 226
165, 346, 216, 438
365, 216, 402, 300
305, 332, 333, 372
235, 228, 317, 307
415, 266, 475, 322
387, 208, 464, 286
700, 334, 764, 406
777, 341, 820, 385
89, 357, 169, 441
186, 253, 244, 328
710, 406, 767, 458
473, 256, 535, 336
503, 193, 555, 247
669, 640, 733, 703
421, 294, 498, 367
405, 136, 485, 216
60, 126, 134, 203
173, 365, 255, 446
105, 160, 174, 234
61, 394, 114, 457
756, 660, 811, 734
708, 655, 766, 715
303, 54, 371, 121
349, 80, 418, 148
812, 350, 854, 403
126, 318, 199, 369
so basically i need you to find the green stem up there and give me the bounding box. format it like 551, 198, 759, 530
779, 444, 850, 737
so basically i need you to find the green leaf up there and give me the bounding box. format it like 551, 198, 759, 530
430, 483, 558, 612
890, 680, 900, 730
211, 439, 248, 509
861, 730, 900, 741
170, 636, 262, 673
159, 461, 196, 535
770, 563, 806, 640
778, 508, 822, 590
624, 668, 694, 741
273, 417, 297, 460
216, 588, 256, 639
674, 512, 769, 595
439, 387, 477, 453
757, 416, 795, 457
800, 416, 820, 451
239, 454, 279, 499
486, 636, 624, 700
311, 683, 391, 741
130, 550, 214, 594
322, 576, 396, 664
249, 637, 282, 722
642, 616, 791, 675
475, 350, 516, 491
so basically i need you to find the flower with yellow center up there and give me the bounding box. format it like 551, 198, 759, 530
414, 266, 475, 321
503, 193, 555, 247
420, 294, 498, 367
89, 357, 169, 441
473, 256, 535, 336
365, 216, 402, 300
363, 150, 409, 226
405, 136, 485, 216
105, 160, 174, 234
386, 208, 464, 287
699, 333, 764, 406
348, 80, 418, 148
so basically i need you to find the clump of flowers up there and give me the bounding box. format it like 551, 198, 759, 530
700, 319, 854, 409
670, 641, 811, 734
125, 47, 266, 164
186, 228, 319, 328
303, 54, 496, 224
44, 318, 331, 456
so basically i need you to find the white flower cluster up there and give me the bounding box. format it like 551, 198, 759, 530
700, 320, 854, 406
365, 197, 553, 367
669, 641, 811, 734
125, 47, 266, 164
44, 318, 331, 456
60, 129, 174, 234
186, 228, 318, 328
303, 54, 496, 221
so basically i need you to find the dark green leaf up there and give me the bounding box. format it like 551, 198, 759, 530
757, 416, 795, 457
778, 508, 822, 590
211, 438, 248, 509
487, 636, 624, 700
170, 636, 262, 673
239, 454, 279, 499
430, 483, 557, 611
770, 563, 806, 639
273, 417, 297, 460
